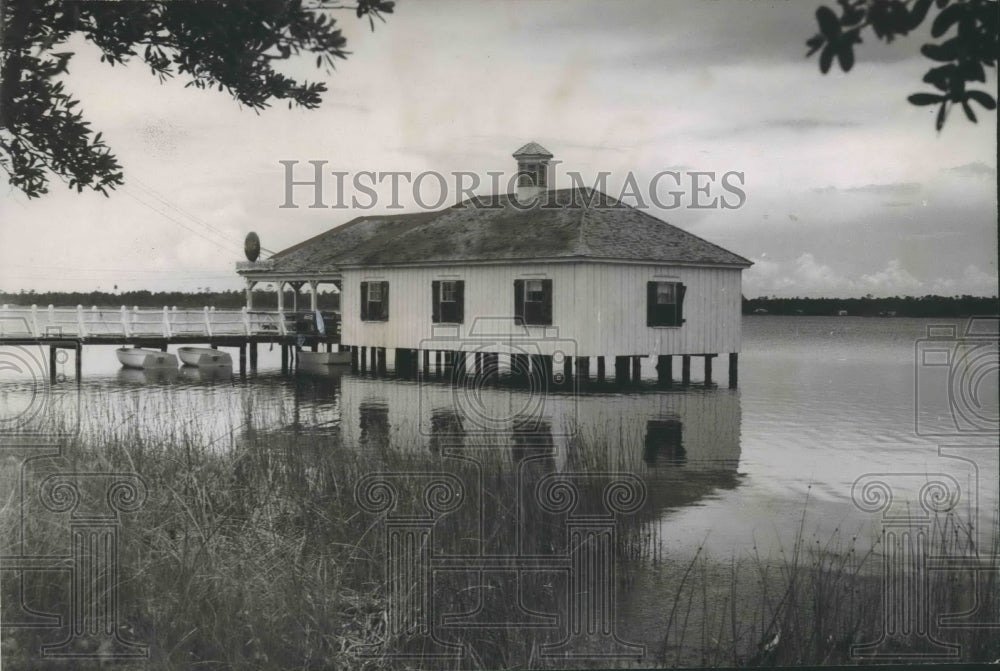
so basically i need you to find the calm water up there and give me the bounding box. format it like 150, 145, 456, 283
2, 316, 998, 661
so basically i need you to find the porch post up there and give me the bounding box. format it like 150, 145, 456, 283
310, 280, 319, 312
245, 279, 256, 310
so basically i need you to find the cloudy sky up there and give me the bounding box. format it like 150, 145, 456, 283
1, 0, 996, 297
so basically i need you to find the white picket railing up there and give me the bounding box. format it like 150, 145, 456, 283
0, 304, 333, 340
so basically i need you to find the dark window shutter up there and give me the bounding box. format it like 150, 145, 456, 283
455, 281, 465, 324
541, 279, 553, 325
514, 279, 525, 325
647, 282, 657, 326
432, 281, 441, 323
677, 284, 686, 326
381, 282, 389, 321
360, 282, 369, 321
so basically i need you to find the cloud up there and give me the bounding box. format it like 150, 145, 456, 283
745, 252, 859, 297
763, 118, 860, 131
929, 264, 999, 296
859, 259, 923, 294
745, 256, 996, 298
842, 182, 923, 196
946, 162, 997, 178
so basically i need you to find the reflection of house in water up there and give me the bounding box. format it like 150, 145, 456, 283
645, 419, 685, 465
337, 374, 741, 518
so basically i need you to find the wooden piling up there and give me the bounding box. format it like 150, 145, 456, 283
377, 347, 387, 375
453, 351, 466, 382
615, 356, 630, 383
511, 353, 529, 382
631, 356, 641, 383
49, 346, 56, 383
562, 355, 573, 386
681, 355, 691, 384
249, 342, 258, 370
239, 345, 247, 376
485, 352, 499, 384
657, 355, 672, 385
729, 353, 738, 389
281, 345, 289, 372
74, 344, 82, 379
596, 356, 606, 383
577, 356, 590, 384
704, 354, 714, 385
422, 349, 430, 376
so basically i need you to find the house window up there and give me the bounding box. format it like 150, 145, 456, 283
643, 419, 685, 465
514, 278, 552, 326
647, 281, 686, 327
360, 281, 389, 321
432, 280, 465, 323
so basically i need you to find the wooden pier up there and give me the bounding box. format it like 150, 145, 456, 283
0, 304, 341, 380
1, 305, 738, 388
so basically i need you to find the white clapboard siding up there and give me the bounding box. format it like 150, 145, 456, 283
340, 261, 742, 357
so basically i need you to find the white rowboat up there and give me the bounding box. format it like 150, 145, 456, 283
297, 350, 352, 366
178, 346, 233, 367
116, 347, 178, 369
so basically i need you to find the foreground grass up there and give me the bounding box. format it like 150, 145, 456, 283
2, 388, 997, 669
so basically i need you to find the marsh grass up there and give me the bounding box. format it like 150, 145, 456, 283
653, 506, 1000, 667
3, 388, 997, 669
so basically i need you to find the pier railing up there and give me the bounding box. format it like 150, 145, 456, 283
0, 305, 340, 341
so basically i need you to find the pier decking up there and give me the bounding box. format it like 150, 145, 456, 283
0, 305, 341, 379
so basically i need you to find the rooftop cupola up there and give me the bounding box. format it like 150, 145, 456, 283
512, 141, 553, 202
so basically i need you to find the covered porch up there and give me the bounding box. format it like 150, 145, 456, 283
236, 260, 343, 343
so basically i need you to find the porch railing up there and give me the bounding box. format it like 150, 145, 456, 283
0, 305, 340, 340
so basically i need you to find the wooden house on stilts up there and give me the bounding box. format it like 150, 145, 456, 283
236, 143, 752, 386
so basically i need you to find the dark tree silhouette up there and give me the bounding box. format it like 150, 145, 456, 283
806, 0, 997, 130
0, 0, 393, 198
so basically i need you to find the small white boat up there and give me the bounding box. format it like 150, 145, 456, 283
178, 346, 233, 367
116, 347, 178, 369
297, 350, 352, 366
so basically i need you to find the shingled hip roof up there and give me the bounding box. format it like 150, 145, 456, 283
512, 141, 554, 158
253, 188, 753, 274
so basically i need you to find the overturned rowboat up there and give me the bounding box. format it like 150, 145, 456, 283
177, 346, 233, 367
116, 347, 178, 369
297, 350, 352, 366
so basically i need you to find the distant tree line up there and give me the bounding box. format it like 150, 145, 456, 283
743, 295, 999, 317
2, 290, 994, 318
0, 289, 340, 311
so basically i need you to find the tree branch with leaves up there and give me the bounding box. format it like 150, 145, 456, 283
806, 0, 997, 130
0, 0, 393, 198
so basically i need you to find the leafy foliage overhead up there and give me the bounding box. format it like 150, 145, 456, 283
0, 0, 393, 198
806, 0, 998, 130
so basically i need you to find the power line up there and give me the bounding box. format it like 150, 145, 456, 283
121, 187, 245, 256
131, 177, 277, 256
